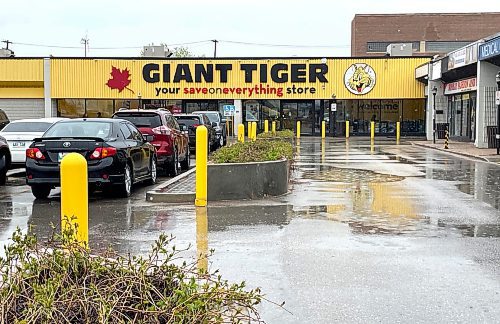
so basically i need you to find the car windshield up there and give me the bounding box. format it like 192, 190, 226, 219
2, 122, 53, 133
175, 116, 202, 127
44, 121, 112, 138
197, 112, 219, 123
113, 113, 162, 128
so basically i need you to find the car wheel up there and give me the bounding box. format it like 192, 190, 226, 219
31, 184, 51, 199
166, 149, 179, 177
180, 144, 190, 170
219, 135, 224, 148
117, 164, 133, 198
146, 157, 157, 185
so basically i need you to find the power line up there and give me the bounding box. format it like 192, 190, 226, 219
11, 40, 214, 50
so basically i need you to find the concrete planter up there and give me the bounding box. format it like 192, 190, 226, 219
207, 159, 290, 201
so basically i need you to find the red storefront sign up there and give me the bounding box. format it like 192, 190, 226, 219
444, 77, 477, 95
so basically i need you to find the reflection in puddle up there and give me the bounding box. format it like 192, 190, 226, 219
302, 167, 404, 183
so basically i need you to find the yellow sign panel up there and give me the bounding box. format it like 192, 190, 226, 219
50, 57, 429, 99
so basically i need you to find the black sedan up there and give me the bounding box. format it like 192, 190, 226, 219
0, 135, 11, 185
25, 118, 157, 199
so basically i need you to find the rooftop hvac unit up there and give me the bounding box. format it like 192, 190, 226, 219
386, 43, 413, 57
142, 45, 172, 58
0, 48, 15, 57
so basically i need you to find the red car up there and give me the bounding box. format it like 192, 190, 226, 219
112, 109, 190, 176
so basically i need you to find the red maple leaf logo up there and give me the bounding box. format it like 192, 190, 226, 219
106, 66, 134, 94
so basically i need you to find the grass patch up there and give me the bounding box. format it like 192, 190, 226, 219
0, 226, 266, 323
211, 140, 293, 163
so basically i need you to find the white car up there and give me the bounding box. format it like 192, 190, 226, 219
0, 118, 66, 167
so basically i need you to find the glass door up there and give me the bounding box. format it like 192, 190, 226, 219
297, 101, 314, 135
281, 102, 297, 131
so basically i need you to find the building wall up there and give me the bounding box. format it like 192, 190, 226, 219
352, 13, 500, 56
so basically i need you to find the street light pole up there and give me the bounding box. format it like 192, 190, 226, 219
432, 86, 437, 144
332, 94, 337, 137
495, 72, 500, 155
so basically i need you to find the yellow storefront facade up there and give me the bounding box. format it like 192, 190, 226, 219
0, 57, 430, 136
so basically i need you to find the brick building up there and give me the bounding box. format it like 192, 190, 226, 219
351, 13, 500, 56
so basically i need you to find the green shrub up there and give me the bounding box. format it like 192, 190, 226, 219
0, 226, 265, 323
257, 129, 294, 139
211, 140, 293, 163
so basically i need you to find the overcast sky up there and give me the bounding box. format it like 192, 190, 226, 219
1, 0, 499, 58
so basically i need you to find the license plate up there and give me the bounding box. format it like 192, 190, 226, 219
58, 152, 70, 162
12, 142, 26, 147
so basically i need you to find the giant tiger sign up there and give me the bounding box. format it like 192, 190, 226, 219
142, 62, 328, 97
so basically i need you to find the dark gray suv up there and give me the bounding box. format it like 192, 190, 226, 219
192, 111, 226, 147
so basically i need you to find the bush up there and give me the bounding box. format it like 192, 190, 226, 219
211, 140, 293, 163
257, 129, 294, 139
0, 227, 265, 323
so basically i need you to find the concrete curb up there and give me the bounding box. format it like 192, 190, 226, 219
410, 142, 489, 162
146, 168, 195, 203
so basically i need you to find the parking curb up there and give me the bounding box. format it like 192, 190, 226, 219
410, 142, 490, 162
146, 168, 195, 203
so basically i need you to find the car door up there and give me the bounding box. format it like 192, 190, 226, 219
203, 115, 215, 146
120, 123, 142, 179
127, 123, 149, 177
167, 115, 183, 157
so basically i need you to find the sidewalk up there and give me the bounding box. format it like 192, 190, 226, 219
411, 140, 500, 163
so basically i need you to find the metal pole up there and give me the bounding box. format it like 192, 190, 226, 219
497, 97, 500, 155
433, 92, 436, 144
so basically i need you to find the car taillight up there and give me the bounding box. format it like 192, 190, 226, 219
152, 125, 170, 136
90, 147, 117, 159
26, 148, 45, 160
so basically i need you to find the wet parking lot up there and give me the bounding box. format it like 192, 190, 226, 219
1, 138, 500, 323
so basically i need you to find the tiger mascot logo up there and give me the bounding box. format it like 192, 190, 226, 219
344, 64, 376, 95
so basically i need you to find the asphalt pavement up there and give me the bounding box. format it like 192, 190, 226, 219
1, 138, 500, 323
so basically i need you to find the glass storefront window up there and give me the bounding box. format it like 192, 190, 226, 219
380, 100, 402, 134
86, 100, 114, 118
58, 99, 85, 118
115, 100, 140, 110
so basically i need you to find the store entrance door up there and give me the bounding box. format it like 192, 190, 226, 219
280, 100, 314, 135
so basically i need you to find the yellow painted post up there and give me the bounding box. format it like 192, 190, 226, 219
252, 121, 257, 141
195, 125, 208, 207
61, 153, 88, 247
247, 122, 252, 138
296, 121, 301, 139
264, 120, 269, 133
396, 121, 401, 143
371, 121, 375, 140
321, 120, 326, 139
346, 121, 350, 138
196, 206, 208, 272
238, 123, 245, 143
272, 121, 276, 134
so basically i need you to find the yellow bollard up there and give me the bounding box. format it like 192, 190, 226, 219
370, 139, 375, 154
346, 120, 350, 138
196, 206, 208, 272
396, 121, 401, 143
195, 125, 208, 207
371, 121, 375, 140
252, 121, 257, 141
61, 153, 88, 247
238, 123, 245, 143
264, 120, 269, 133
296, 121, 301, 139
321, 120, 326, 139
272, 121, 276, 134
247, 122, 252, 138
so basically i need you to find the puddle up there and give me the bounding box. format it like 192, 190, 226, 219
301, 167, 404, 183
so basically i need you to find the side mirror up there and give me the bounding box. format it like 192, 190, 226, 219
211, 122, 217, 127
143, 134, 154, 142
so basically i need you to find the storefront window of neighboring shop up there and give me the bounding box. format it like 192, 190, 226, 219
401, 99, 425, 133
86, 100, 114, 118
57, 99, 85, 117
380, 100, 402, 134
